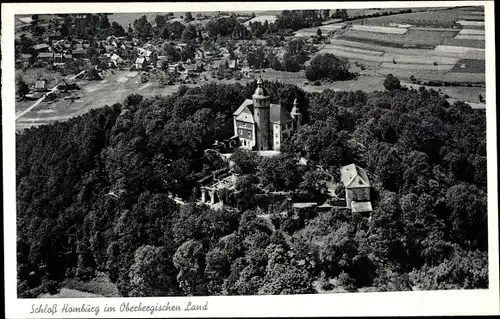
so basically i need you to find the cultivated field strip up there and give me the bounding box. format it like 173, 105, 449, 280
351, 24, 409, 34
458, 29, 485, 35
433, 45, 485, 60
318, 24, 346, 31
456, 20, 485, 27
377, 68, 485, 83
319, 46, 460, 65
379, 62, 456, 72
320, 45, 385, 56
454, 34, 485, 41
328, 39, 465, 59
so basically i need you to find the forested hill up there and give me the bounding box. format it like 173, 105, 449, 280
16, 80, 488, 297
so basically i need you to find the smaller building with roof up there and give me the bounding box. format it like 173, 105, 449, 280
340, 164, 372, 213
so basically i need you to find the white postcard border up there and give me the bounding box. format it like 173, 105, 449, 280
2, 1, 499, 317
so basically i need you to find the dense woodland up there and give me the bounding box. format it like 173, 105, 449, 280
17, 77, 488, 297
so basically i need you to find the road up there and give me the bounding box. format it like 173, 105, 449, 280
15, 70, 86, 120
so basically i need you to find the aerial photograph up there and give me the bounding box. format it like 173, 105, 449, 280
14, 6, 488, 298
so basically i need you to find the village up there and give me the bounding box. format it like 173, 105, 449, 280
15, 11, 324, 116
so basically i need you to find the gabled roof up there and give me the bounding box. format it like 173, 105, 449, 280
235, 111, 255, 123
233, 99, 254, 116
71, 49, 87, 55
33, 43, 49, 50
38, 52, 54, 58
340, 164, 371, 189
135, 57, 145, 64
270, 104, 293, 124
111, 54, 122, 61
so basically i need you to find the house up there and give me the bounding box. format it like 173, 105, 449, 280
232, 78, 301, 151
48, 31, 62, 41
20, 53, 32, 60
175, 43, 187, 52
220, 47, 230, 58
194, 48, 205, 61
62, 39, 72, 49
110, 54, 124, 66
34, 80, 46, 92
135, 57, 146, 69
63, 53, 73, 59
228, 59, 237, 69
38, 52, 55, 59
74, 43, 84, 51
54, 53, 64, 64
33, 43, 50, 52
102, 44, 115, 52
52, 44, 64, 53
340, 164, 372, 214
71, 49, 87, 57
82, 40, 91, 48
106, 35, 120, 47
143, 50, 156, 62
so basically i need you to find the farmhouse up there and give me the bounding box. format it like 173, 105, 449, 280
340, 164, 373, 213
34, 80, 46, 92
233, 78, 302, 151
20, 53, 31, 60
135, 57, 146, 69
38, 52, 55, 60
228, 59, 237, 70
33, 43, 50, 52
72, 49, 87, 57
110, 54, 124, 66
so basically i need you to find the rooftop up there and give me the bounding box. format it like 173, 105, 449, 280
340, 164, 371, 189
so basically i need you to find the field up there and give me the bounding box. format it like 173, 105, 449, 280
350, 24, 409, 34
339, 29, 459, 48
351, 6, 484, 28
449, 59, 485, 73
38, 273, 121, 298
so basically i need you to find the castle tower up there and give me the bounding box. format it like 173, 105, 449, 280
291, 97, 302, 129
252, 78, 271, 151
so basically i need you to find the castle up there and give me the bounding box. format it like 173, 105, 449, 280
232, 78, 302, 151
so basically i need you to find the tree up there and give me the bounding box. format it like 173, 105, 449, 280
185, 12, 193, 22
173, 240, 207, 296
133, 15, 153, 40
181, 24, 197, 42
155, 15, 167, 29
129, 245, 180, 296
85, 67, 102, 81
230, 148, 260, 175
383, 74, 401, 90
316, 28, 322, 37
305, 53, 350, 81
16, 76, 30, 98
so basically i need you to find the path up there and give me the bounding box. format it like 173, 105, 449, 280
15, 70, 86, 120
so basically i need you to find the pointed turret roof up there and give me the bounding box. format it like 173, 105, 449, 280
252, 77, 269, 99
